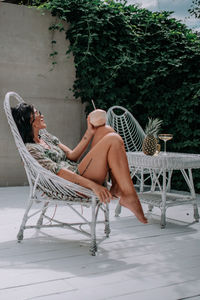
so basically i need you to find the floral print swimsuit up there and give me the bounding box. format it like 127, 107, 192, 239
26, 133, 79, 175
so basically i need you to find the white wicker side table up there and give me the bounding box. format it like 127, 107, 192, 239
126, 152, 200, 228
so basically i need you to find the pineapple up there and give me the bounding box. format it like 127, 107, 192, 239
142, 118, 162, 156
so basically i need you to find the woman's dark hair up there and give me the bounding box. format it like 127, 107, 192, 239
11, 103, 35, 143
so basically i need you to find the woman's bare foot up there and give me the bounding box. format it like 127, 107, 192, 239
120, 194, 148, 224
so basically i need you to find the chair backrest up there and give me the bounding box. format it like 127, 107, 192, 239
106, 106, 145, 152
4, 92, 92, 199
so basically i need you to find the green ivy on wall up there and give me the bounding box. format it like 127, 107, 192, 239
32, 0, 200, 191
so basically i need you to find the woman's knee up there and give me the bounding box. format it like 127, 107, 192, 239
95, 125, 115, 136
91, 125, 116, 148
103, 132, 124, 145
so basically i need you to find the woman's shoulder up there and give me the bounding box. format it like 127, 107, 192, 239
41, 132, 60, 146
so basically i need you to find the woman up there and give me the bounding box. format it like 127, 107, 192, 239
12, 103, 147, 224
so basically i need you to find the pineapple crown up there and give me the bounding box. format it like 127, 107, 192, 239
145, 118, 162, 138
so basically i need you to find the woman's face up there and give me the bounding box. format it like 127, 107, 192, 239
30, 108, 46, 130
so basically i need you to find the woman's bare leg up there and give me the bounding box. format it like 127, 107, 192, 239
78, 131, 147, 224
109, 172, 122, 197
91, 125, 122, 196
106, 136, 147, 223
91, 125, 116, 148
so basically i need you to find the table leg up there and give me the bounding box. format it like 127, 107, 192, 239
166, 170, 173, 192
181, 169, 199, 223
188, 169, 199, 222
160, 169, 167, 228
140, 168, 144, 192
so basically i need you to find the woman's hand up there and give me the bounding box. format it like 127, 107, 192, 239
91, 183, 113, 203
87, 114, 96, 136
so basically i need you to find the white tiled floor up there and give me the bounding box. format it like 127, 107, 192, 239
0, 186, 200, 300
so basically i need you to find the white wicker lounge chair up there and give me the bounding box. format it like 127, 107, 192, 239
4, 91, 110, 256
107, 106, 145, 153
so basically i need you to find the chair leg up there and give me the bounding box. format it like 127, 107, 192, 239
37, 202, 49, 227
148, 204, 154, 212
17, 197, 34, 242
160, 207, 166, 229
89, 197, 97, 256
115, 201, 121, 217
104, 203, 110, 237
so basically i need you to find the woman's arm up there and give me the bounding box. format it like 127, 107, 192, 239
58, 115, 96, 162
58, 128, 93, 161
57, 168, 112, 203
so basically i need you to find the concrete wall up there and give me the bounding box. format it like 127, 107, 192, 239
0, 3, 86, 186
